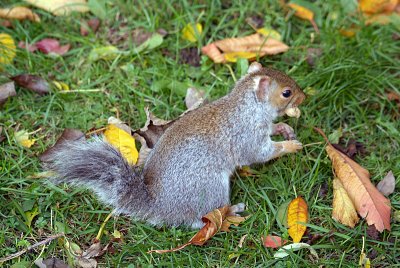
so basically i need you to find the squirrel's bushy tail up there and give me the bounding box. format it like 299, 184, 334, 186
46, 138, 151, 216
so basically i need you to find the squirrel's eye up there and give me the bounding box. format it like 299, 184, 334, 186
282, 89, 292, 98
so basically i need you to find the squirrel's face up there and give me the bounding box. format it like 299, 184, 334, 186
247, 62, 306, 118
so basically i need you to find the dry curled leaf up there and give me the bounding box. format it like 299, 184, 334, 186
104, 124, 138, 165
376, 170, 395, 196
287, 197, 308, 243
148, 205, 248, 254
262, 235, 288, 248
201, 33, 289, 63
0, 6, 40, 22
332, 178, 360, 227
11, 74, 50, 95
0, 81, 16, 105
36, 38, 71, 55
40, 128, 85, 162
80, 18, 100, 36
26, 0, 89, 16
315, 128, 391, 232
185, 87, 206, 110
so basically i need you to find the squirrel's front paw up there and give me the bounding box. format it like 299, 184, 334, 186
273, 123, 296, 140
282, 140, 303, 153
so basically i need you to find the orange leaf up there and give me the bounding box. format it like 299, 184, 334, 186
315, 128, 391, 232
287, 197, 308, 243
262, 235, 288, 248
332, 178, 360, 227
0, 7, 40, 22
359, 0, 398, 14
148, 206, 248, 253
201, 33, 289, 64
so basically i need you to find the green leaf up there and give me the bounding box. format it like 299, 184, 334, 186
276, 199, 291, 228
88, 46, 122, 61
135, 33, 163, 53
88, 0, 107, 19
24, 206, 39, 227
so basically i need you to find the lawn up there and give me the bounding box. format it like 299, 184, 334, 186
1, 0, 399, 267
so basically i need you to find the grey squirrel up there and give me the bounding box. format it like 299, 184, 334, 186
47, 62, 306, 228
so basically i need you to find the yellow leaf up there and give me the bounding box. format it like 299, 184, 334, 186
359, 0, 398, 14
182, 23, 202, 43
15, 130, 36, 148
104, 124, 138, 165
288, 3, 314, 21
52, 80, 70, 91
25, 0, 89, 16
256, 28, 282, 40
287, 3, 319, 33
332, 178, 360, 227
224, 51, 257, 62
25, 206, 39, 227
339, 28, 358, 37
0, 33, 16, 65
0, 6, 40, 22
287, 197, 308, 243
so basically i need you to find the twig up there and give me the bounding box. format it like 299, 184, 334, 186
0, 233, 64, 263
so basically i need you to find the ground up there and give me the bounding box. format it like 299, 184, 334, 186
1, 0, 399, 267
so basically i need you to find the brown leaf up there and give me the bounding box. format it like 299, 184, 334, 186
36, 38, 71, 55
262, 235, 288, 248
387, 90, 400, 102
201, 33, 289, 63
148, 205, 248, 253
80, 18, 101, 36
376, 170, 395, 196
332, 178, 360, 228
132, 28, 153, 46
315, 128, 391, 232
332, 139, 367, 159
40, 129, 85, 162
11, 74, 50, 95
366, 224, 380, 240
0, 81, 16, 105
1, 20, 13, 28
0, 6, 40, 22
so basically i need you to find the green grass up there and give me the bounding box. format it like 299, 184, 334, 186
1, 0, 399, 267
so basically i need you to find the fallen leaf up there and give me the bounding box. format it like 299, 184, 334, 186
148, 205, 248, 253
306, 47, 323, 67
76, 257, 97, 268
332, 138, 367, 159
256, 27, 282, 40
387, 90, 400, 102
287, 2, 319, 33
327, 127, 343, 144
238, 234, 247, 248
26, 0, 89, 16
359, 236, 371, 268
201, 33, 289, 63
36, 38, 71, 55
11, 74, 50, 95
131, 28, 153, 46
376, 170, 395, 196
366, 224, 380, 240
276, 199, 291, 228
359, 0, 398, 14
262, 235, 288, 248
185, 87, 206, 110
0, 6, 40, 22
1, 20, 13, 28
18, 41, 38, 52
15, 129, 36, 148
104, 124, 138, 165
34, 258, 69, 268
24, 205, 39, 227
88, 45, 122, 61
339, 27, 359, 37
135, 33, 163, 53
332, 178, 360, 228
107, 116, 132, 134
182, 23, 202, 42
0, 81, 16, 105
287, 197, 308, 243
0, 33, 16, 65
273, 242, 318, 259
52, 80, 70, 91
39, 128, 85, 162
80, 18, 100, 36
179, 47, 201, 67
315, 128, 391, 232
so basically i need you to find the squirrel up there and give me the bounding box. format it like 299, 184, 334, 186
47, 62, 306, 229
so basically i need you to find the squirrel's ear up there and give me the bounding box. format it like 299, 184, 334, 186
255, 76, 271, 101
247, 62, 262, 74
